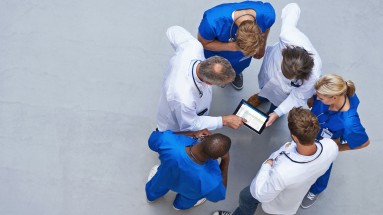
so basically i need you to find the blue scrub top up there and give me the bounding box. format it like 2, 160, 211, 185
198, 1, 275, 74
311, 94, 369, 149
147, 131, 226, 203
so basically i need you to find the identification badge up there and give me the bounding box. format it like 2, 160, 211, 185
321, 128, 333, 139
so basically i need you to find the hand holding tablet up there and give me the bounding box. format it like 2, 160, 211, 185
233, 99, 269, 134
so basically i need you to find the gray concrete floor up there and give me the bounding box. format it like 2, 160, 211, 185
1, 0, 382, 215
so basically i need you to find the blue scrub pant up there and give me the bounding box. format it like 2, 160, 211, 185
258, 96, 277, 114
309, 163, 333, 195
232, 185, 260, 215
146, 175, 200, 210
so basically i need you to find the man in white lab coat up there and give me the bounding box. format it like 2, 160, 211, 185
247, 3, 322, 127
213, 107, 338, 215
157, 26, 245, 132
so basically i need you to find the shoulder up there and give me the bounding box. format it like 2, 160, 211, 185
319, 138, 338, 151
203, 3, 233, 18
343, 94, 362, 126
349, 94, 360, 108
149, 130, 175, 145
252, 1, 275, 16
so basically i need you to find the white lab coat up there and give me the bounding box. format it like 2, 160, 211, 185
258, 3, 322, 116
250, 139, 338, 214
156, 26, 223, 132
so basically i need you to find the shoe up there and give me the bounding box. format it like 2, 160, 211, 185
146, 164, 160, 203
194, 198, 206, 207
301, 191, 319, 209
247, 93, 264, 107
212, 211, 232, 215
172, 198, 206, 210
147, 164, 159, 182
231, 73, 243, 90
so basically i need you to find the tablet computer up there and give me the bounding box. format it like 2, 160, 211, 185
233, 99, 269, 134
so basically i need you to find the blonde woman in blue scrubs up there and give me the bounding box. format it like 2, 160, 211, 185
301, 74, 370, 208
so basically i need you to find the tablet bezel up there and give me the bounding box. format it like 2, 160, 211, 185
233, 99, 269, 134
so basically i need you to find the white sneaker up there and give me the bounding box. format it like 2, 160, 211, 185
212, 211, 232, 215
146, 164, 160, 203
194, 198, 206, 207
147, 164, 159, 182
172, 198, 207, 210
301, 191, 319, 208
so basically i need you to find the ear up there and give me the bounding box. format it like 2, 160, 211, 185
332, 96, 338, 101
291, 134, 299, 144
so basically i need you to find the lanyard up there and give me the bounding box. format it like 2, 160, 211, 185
191, 60, 203, 98
279, 141, 323, 164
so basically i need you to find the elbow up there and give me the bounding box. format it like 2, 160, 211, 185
197, 33, 210, 47
350, 139, 370, 151
253, 188, 274, 203
360, 140, 370, 149
254, 192, 272, 203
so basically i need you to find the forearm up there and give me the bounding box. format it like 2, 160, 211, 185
203, 40, 238, 52
198, 33, 238, 52
275, 88, 314, 116
251, 163, 281, 202
173, 101, 222, 131
220, 157, 230, 188
335, 139, 370, 152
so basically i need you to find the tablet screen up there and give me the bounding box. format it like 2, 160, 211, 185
233, 99, 269, 134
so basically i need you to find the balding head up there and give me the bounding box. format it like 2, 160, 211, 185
199, 56, 235, 85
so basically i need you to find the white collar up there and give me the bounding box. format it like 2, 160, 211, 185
284, 140, 323, 163
191, 60, 203, 84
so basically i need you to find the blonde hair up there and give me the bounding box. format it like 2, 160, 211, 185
236, 20, 264, 56
315, 74, 356, 97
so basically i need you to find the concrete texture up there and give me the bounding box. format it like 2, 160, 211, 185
0, 0, 382, 215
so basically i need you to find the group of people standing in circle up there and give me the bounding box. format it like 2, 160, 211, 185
145, 1, 370, 215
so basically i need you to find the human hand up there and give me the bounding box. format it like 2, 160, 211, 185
253, 47, 266, 59
266, 112, 279, 127
222, 115, 246, 129
194, 128, 211, 138
307, 96, 314, 108
265, 159, 273, 166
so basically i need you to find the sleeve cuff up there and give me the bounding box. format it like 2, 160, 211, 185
217, 116, 223, 129
273, 108, 284, 117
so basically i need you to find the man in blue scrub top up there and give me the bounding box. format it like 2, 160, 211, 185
198, 1, 275, 90
145, 129, 231, 210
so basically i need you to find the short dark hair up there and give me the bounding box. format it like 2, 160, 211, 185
201, 133, 231, 159
281, 46, 314, 81
199, 56, 235, 85
288, 107, 320, 145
